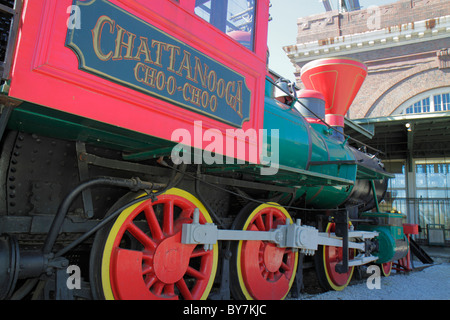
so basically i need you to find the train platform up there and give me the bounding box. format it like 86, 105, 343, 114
418, 245, 450, 264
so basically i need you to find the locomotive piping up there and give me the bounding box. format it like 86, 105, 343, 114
54, 193, 154, 258
54, 163, 188, 257
42, 176, 166, 255
195, 165, 226, 228
165, 161, 365, 214
8, 169, 184, 299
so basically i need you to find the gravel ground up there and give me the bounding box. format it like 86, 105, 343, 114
298, 262, 450, 300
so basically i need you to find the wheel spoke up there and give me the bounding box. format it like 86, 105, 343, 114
191, 248, 212, 258
264, 211, 273, 231
142, 264, 153, 275
105, 190, 218, 300
126, 222, 157, 249
142, 254, 153, 262
176, 279, 193, 300
255, 215, 265, 231
145, 274, 158, 289
180, 205, 194, 219
165, 284, 175, 296
280, 261, 291, 272
163, 199, 174, 235
186, 266, 206, 280
153, 281, 165, 296
232, 203, 298, 300
144, 205, 164, 241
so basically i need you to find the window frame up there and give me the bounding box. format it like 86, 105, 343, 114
193, 0, 257, 52
393, 87, 450, 115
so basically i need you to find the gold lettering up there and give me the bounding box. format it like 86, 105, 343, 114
156, 71, 165, 91
144, 66, 157, 87
190, 86, 202, 106
226, 81, 236, 109
210, 95, 217, 112
134, 62, 146, 83
201, 91, 209, 109
176, 50, 195, 81
91, 15, 115, 61
113, 25, 136, 60
182, 83, 191, 102
92, 17, 246, 120
134, 62, 157, 87
207, 70, 217, 92
134, 37, 153, 63
193, 57, 209, 88
167, 76, 176, 95
216, 79, 225, 98
165, 44, 180, 73
235, 81, 244, 117
151, 40, 166, 67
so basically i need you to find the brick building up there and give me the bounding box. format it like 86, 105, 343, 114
285, 0, 450, 119
285, 0, 450, 244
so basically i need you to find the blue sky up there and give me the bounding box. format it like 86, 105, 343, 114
268, 0, 398, 79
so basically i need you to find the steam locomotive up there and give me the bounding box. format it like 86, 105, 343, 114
0, 0, 408, 300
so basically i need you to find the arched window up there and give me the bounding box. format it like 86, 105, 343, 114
392, 88, 450, 115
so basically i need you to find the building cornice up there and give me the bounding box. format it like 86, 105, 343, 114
284, 15, 450, 64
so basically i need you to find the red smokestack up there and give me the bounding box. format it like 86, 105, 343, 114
300, 58, 367, 130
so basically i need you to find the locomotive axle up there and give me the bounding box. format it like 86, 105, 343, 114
182, 208, 379, 261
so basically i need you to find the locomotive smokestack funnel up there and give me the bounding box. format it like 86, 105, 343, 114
300, 58, 368, 140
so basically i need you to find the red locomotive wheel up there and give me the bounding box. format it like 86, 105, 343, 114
90, 188, 218, 300
380, 262, 392, 277
315, 223, 355, 291
230, 203, 298, 300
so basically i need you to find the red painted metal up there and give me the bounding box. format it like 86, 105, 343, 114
109, 194, 216, 300
393, 223, 419, 272
380, 262, 392, 276
322, 223, 355, 290
8, 0, 270, 163
403, 223, 419, 235
297, 89, 325, 100
239, 207, 297, 300
300, 58, 368, 128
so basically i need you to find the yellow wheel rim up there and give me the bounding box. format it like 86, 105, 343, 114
235, 203, 298, 300
101, 188, 218, 300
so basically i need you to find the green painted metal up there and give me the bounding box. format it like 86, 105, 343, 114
7, 103, 175, 154
5, 79, 383, 212
263, 96, 310, 171
260, 79, 358, 208
359, 212, 407, 263
371, 180, 381, 212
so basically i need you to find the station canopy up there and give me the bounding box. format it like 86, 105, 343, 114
345, 111, 450, 161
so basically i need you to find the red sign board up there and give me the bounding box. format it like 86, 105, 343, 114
8, 0, 269, 163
